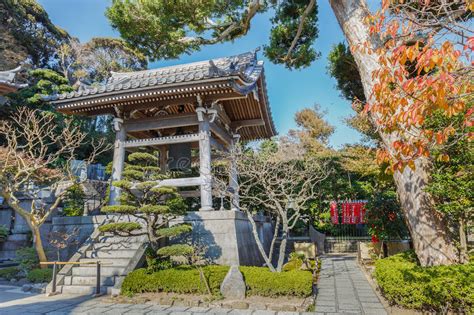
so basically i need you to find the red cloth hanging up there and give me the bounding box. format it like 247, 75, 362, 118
342, 202, 351, 224
352, 202, 361, 224
330, 201, 339, 224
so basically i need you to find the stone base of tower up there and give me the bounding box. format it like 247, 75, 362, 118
176, 210, 273, 266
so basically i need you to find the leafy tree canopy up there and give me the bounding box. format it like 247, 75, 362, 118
106, 0, 320, 69
0, 0, 69, 69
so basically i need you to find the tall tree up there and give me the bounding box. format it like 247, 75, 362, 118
56, 37, 147, 85
106, 0, 320, 69
329, 0, 472, 265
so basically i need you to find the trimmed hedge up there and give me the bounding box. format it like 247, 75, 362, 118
27, 268, 53, 283
121, 265, 314, 298
0, 267, 20, 280
121, 265, 229, 296
240, 266, 313, 297
374, 251, 474, 312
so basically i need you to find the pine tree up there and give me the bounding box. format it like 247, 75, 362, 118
99, 152, 192, 252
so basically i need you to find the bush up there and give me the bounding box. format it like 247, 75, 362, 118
240, 266, 313, 297
121, 265, 314, 298
15, 247, 39, 272
63, 184, 85, 216
0, 225, 8, 242
121, 265, 229, 296
374, 251, 474, 312
0, 267, 20, 280
26, 268, 53, 283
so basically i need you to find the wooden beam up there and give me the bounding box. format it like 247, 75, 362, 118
124, 114, 198, 132
230, 119, 264, 130
210, 138, 227, 152
154, 177, 203, 187
124, 133, 200, 148
210, 122, 232, 146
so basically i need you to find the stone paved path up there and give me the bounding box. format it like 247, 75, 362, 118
0, 254, 387, 315
315, 255, 387, 315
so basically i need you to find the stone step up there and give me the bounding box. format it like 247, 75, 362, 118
72, 266, 127, 277
59, 285, 108, 295
89, 241, 142, 251
84, 249, 137, 259
64, 275, 116, 286
79, 257, 131, 266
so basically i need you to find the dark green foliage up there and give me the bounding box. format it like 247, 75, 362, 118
106, 0, 320, 69
374, 251, 474, 312
156, 244, 194, 258
15, 247, 39, 273
100, 152, 189, 251
0, 267, 20, 280
121, 265, 314, 297
327, 42, 365, 102
0, 225, 8, 242
366, 190, 409, 241
424, 111, 473, 252
63, 184, 85, 216
240, 266, 313, 297
0, 0, 69, 68
265, 0, 320, 69
26, 268, 53, 283
98, 222, 141, 233
121, 266, 229, 296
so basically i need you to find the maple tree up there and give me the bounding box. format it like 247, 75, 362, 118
362, 0, 473, 171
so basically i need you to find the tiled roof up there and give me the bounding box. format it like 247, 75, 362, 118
0, 66, 28, 91
47, 51, 263, 102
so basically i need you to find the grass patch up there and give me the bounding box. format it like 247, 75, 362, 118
374, 251, 474, 313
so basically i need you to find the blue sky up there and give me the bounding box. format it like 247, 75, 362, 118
38, 0, 363, 148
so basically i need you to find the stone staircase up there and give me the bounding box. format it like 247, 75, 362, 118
48, 230, 147, 295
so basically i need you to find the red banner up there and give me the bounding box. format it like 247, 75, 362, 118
330, 201, 339, 224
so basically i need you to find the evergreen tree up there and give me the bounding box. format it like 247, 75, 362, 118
99, 152, 192, 252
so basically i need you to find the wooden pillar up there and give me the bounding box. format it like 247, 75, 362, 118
229, 134, 240, 211
159, 145, 168, 173
197, 107, 213, 211
109, 118, 126, 205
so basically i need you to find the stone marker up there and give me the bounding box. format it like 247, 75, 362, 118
220, 265, 246, 300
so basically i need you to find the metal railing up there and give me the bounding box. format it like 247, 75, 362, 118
39, 260, 111, 296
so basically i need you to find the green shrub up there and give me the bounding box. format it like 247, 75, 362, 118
240, 266, 313, 297
0, 267, 20, 280
63, 184, 85, 216
121, 265, 314, 298
121, 265, 229, 296
0, 225, 8, 242
374, 251, 474, 312
15, 247, 39, 272
26, 268, 53, 283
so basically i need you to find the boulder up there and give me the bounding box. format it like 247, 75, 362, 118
220, 265, 246, 300
21, 284, 32, 292
16, 278, 28, 286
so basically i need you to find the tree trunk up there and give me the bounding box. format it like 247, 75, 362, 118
31, 225, 48, 268
329, 0, 460, 266
276, 221, 288, 272
246, 212, 277, 272
458, 215, 468, 264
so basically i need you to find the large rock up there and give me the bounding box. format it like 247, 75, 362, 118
220, 265, 246, 300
